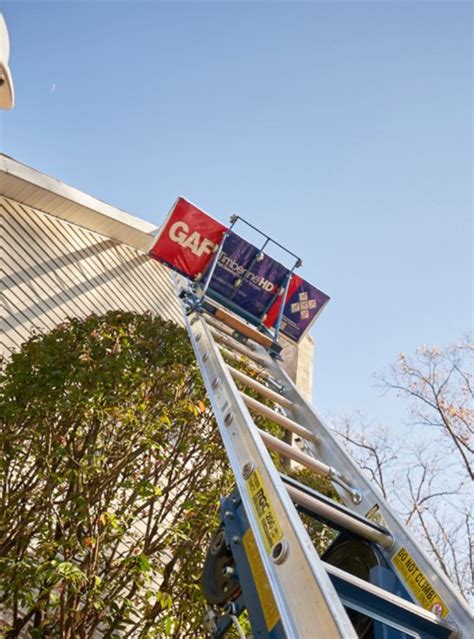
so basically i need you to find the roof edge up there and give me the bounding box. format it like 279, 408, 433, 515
0, 154, 158, 251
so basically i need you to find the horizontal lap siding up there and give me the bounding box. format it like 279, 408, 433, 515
1, 197, 182, 356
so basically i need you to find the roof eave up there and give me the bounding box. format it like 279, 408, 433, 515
0, 154, 158, 252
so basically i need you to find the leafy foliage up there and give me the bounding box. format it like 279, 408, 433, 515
0, 311, 234, 637
0, 311, 336, 637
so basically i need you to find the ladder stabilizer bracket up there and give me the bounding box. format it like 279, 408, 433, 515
328, 468, 363, 505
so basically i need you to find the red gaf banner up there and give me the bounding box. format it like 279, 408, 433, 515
149, 198, 228, 279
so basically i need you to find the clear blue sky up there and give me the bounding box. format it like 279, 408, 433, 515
1, 1, 472, 427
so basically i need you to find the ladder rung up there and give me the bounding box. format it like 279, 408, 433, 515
206, 321, 283, 387
258, 427, 328, 475
227, 364, 292, 408
209, 328, 267, 367
241, 393, 319, 443
218, 345, 280, 385
281, 474, 391, 540
213, 307, 274, 350
325, 562, 457, 639
258, 428, 360, 503
286, 482, 393, 548
208, 324, 283, 389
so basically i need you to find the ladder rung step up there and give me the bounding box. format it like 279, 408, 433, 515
213, 307, 274, 350
325, 562, 457, 639
283, 479, 393, 548
199, 310, 283, 391
227, 364, 292, 408
209, 328, 268, 367
258, 427, 360, 502
219, 344, 284, 384
218, 345, 280, 386
258, 424, 360, 503
259, 427, 327, 473
242, 393, 319, 443
281, 473, 391, 539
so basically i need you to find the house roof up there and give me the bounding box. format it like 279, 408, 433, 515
0, 153, 157, 252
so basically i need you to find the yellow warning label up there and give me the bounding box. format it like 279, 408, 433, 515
243, 528, 280, 632
246, 468, 283, 553
392, 547, 450, 618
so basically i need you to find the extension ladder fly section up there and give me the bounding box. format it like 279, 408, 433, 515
148, 201, 472, 638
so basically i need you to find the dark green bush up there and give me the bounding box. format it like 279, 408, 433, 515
0, 311, 233, 638
0, 310, 335, 638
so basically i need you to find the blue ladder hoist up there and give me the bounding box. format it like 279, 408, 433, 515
174, 218, 473, 639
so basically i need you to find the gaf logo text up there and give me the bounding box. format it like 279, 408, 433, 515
168, 221, 218, 258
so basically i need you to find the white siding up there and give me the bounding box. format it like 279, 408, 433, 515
1, 196, 182, 356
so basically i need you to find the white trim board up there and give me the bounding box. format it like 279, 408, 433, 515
0, 154, 157, 252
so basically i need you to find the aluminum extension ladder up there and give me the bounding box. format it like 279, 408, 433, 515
176, 279, 473, 639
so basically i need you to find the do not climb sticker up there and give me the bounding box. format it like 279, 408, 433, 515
392, 547, 450, 618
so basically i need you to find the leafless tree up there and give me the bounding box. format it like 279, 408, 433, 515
379, 336, 473, 480
333, 336, 473, 603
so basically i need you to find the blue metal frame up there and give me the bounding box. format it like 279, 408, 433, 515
210, 484, 454, 639
329, 567, 452, 639
214, 490, 286, 639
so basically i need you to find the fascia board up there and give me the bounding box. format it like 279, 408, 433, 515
0, 154, 158, 252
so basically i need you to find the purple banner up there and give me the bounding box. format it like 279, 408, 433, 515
267, 276, 330, 342
205, 231, 289, 320
205, 231, 330, 342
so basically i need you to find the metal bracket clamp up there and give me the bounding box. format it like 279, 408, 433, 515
328, 468, 363, 505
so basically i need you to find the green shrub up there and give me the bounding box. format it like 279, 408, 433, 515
0, 311, 233, 637
0, 310, 335, 638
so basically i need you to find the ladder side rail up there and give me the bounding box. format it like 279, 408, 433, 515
262, 356, 474, 631
180, 302, 358, 638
